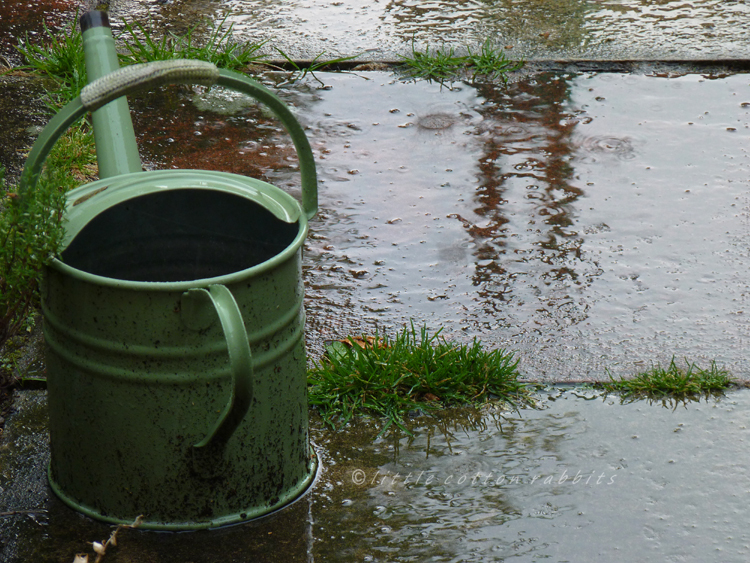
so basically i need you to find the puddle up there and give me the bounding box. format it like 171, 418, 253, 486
2, 389, 750, 561
1, 0, 749, 67
311, 389, 750, 562
123, 71, 750, 380
97, 0, 750, 61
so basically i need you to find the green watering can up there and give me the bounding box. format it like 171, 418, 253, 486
19, 11, 318, 530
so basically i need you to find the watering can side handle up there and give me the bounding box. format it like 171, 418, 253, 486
191, 284, 254, 452
18, 99, 88, 202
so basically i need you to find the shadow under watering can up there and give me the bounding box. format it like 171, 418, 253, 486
19, 10, 319, 530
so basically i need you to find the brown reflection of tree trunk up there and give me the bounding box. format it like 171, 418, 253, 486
468, 74, 594, 326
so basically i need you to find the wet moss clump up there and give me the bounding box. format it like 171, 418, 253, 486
307, 323, 533, 433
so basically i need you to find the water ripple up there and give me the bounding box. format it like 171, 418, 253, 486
577, 135, 637, 160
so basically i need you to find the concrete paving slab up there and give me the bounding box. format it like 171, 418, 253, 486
102, 0, 750, 63
122, 70, 750, 381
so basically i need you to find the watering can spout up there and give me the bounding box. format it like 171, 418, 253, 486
79, 10, 143, 178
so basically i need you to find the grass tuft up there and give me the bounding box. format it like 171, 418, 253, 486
598, 358, 734, 406
15, 17, 86, 109
118, 16, 269, 70
466, 39, 524, 83
399, 39, 523, 83
307, 323, 533, 434
398, 42, 467, 82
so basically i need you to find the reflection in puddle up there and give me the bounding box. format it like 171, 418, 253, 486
125, 71, 749, 381
311, 391, 750, 562
5, 389, 750, 561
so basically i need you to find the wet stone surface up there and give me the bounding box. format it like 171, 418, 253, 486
125, 71, 750, 381
0, 75, 53, 177
0, 0, 77, 66
11, 0, 748, 62
2, 389, 749, 561
2, 1, 750, 562
97, 0, 750, 61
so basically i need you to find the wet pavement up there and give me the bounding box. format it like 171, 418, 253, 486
2, 388, 750, 562
5, 0, 750, 64
96, 0, 750, 62
2, 1, 750, 562
124, 69, 750, 381
0, 0, 76, 66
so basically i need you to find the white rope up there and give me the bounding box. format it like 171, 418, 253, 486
80, 59, 220, 111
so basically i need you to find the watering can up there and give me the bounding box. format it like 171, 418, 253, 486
19, 10, 318, 530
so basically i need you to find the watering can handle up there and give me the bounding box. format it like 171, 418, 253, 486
185, 284, 253, 456
20, 60, 318, 220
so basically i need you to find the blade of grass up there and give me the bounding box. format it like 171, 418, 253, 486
466, 39, 524, 83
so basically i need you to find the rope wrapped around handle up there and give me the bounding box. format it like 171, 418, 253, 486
80, 59, 220, 112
